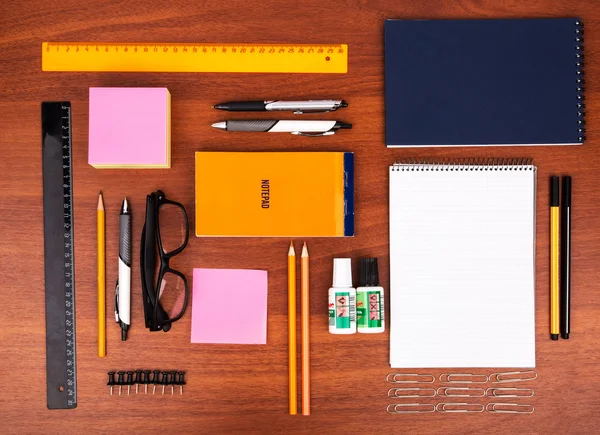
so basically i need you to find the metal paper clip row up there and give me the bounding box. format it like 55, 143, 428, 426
387, 402, 535, 414
389, 387, 533, 398
388, 371, 537, 385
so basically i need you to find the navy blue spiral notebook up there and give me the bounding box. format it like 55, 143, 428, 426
385, 19, 585, 147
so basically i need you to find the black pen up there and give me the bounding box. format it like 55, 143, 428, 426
560, 176, 572, 339
213, 100, 347, 114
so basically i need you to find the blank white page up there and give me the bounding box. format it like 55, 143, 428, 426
389, 163, 536, 368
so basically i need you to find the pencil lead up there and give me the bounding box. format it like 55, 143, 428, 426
302, 242, 308, 257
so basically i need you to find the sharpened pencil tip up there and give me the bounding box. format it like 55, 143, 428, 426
289, 241, 295, 256
301, 242, 308, 257
98, 192, 104, 210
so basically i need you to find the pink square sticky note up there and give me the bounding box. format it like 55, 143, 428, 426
88, 87, 171, 168
191, 269, 268, 344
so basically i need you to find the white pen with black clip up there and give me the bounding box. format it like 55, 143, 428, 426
211, 120, 352, 136
115, 197, 131, 341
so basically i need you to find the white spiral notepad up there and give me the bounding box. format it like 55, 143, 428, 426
389, 159, 537, 368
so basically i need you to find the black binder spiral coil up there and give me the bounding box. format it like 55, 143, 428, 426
391, 158, 535, 171
576, 20, 585, 143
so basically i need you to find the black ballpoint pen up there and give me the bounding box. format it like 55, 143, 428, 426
560, 176, 572, 339
213, 100, 347, 113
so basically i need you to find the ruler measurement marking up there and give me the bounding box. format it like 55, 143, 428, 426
62, 104, 76, 407
46, 43, 344, 50
46, 44, 345, 55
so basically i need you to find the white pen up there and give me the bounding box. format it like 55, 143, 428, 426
211, 120, 352, 136
115, 197, 131, 341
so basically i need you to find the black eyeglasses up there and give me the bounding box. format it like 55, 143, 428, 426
140, 190, 189, 332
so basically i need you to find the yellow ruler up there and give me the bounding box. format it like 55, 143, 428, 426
42, 42, 348, 73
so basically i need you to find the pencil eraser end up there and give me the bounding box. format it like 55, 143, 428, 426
551, 334, 559, 340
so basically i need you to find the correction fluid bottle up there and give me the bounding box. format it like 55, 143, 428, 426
328, 258, 356, 334
356, 258, 385, 333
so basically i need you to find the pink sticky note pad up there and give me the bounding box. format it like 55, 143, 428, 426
88, 87, 171, 168
191, 269, 268, 344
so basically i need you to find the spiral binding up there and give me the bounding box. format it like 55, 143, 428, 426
575, 20, 585, 143
391, 158, 535, 171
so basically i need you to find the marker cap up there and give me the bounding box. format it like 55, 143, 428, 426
550, 176, 559, 206
333, 258, 352, 287
562, 176, 572, 207
359, 258, 379, 287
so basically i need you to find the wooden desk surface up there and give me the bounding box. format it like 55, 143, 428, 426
1, 0, 599, 433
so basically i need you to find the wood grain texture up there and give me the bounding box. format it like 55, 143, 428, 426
1, 0, 599, 433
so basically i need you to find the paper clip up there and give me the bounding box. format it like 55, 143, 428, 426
387, 404, 436, 414
436, 387, 485, 397
386, 373, 435, 384
439, 373, 489, 384
486, 387, 534, 398
435, 403, 484, 413
489, 371, 538, 383
486, 403, 535, 414
388, 388, 436, 398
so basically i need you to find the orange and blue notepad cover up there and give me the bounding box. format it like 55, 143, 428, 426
195, 152, 354, 237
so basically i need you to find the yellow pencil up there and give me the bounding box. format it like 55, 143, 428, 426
550, 177, 560, 340
97, 192, 106, 357
301, 242, 310, 415
288, 242, 297, 414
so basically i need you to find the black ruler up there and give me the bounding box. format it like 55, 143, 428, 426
42, 102, 77, 409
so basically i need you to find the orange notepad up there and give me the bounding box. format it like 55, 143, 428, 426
195, 152, 354, 237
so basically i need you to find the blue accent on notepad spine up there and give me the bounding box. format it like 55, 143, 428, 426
343, 152, 355, 237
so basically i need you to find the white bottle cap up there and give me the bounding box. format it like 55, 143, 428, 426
333, 258, 352, 287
